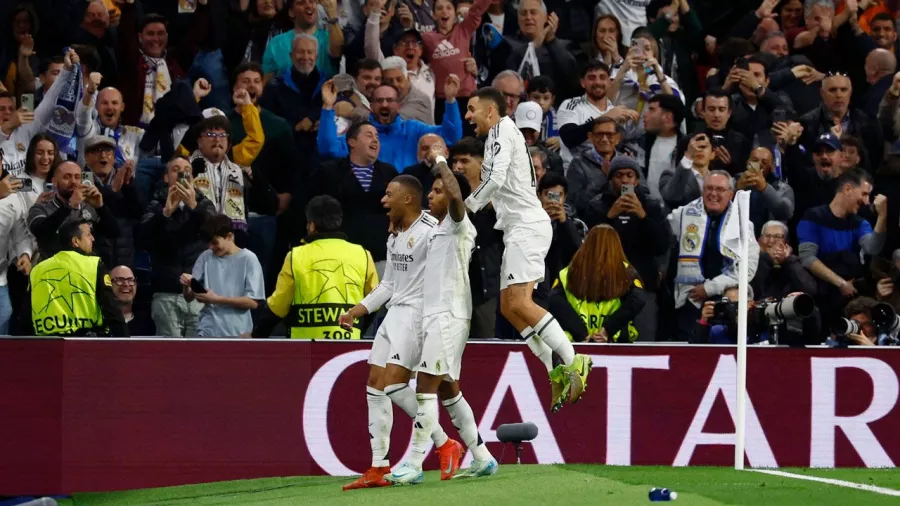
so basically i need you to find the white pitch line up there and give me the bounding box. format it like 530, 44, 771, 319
748, 469, 900, 497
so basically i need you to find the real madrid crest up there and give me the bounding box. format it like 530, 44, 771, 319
407, 236, 415, 249
81, 209, 92, 221
16, 143, 25, 152
682, 224, 700, 253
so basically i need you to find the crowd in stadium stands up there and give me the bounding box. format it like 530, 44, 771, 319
5, 0, 900, 345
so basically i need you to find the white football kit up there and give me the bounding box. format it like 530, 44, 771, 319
419, 213, 476, 381
465, 116, 552, 290
361, 212, 437, 370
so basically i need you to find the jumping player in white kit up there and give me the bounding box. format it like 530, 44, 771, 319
385, 145, 498, 485
338, 175, 465, 491
464, 87, 593, 413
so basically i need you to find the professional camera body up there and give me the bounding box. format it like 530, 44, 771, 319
710, 294, 815, 344
833, 302, 900, 346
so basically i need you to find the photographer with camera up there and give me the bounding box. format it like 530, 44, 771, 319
693, 285, 818, 345
872, 249, 900, 314
829, 296, 900, 347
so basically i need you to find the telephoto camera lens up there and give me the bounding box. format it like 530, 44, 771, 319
832, 318, 861, 337
764, 293, 815, 322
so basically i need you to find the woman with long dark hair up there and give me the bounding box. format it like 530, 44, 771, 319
549, 225, 646, 343
1, 4, 39, 97
590, 14, 627, 70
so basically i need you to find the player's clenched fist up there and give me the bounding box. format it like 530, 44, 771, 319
338, 312, 354, 330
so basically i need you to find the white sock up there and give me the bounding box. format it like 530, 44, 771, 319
385, 383, 417, 418
443, 392, 493, 462
523, 326, 553, 372
409, 393, 439, 468
386, 383, 448, 445
535, 313, 575, 366
367, 386, 392, 468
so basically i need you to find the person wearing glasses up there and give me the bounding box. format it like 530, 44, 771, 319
188, 108, 277, 248
667, 170, 760, 341
752, 221, 817, 302
110, 265, 155, 336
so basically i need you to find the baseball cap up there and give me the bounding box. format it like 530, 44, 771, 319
84, 136, 116, 151
514, 101, 543, 132
815, 132, 841, 151
397, 28, 423, 44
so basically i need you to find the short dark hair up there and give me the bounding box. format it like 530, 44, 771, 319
703, 88, 732, 108
844, 296, 879, 318
649, 94, 685, 126
450, 137, 484, 159
201, 214, 235, 242
306, 195, 343, 233
835, 167, 874, 193
39, 56, 65, 75
232, 61, 264, 87
581, 61, 611, 78
0, 91, 14, 104
392, 174, 423, 202
840, 135, 864, 152
347, 120, 374, 141
746, 53, 772, 76
58, 219, 90, 251
538, 172, 567, 195
354, 58, 382, 76
197, 115, 231, 136
139, 13, 168, 32
70, 44, 100, 74
527, 75, 556, 95
872, 12, 896, 26
474, 87, 507, 117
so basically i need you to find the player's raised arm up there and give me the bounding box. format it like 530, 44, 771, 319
430, 147, 466, 223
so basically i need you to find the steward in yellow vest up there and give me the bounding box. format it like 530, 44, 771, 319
251, 196, 378, 338
553, 265, 643, 343
25, 220, 129, 337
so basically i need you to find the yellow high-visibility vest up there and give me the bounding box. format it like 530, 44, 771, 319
288, 238, 370, 339
557, 265, 640, 343
30, 251, 103, 336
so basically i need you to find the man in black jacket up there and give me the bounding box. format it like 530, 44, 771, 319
687, 88, 751, 176
799, 73, 884, 172
307, 121, 399, 270
582, 157, 670, 340
723, 53, 793, 144
536, 174, 584, 303
137, 156, 216, 337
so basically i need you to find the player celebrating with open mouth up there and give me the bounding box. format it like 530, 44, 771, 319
385, 143, 498, 485
464, 87, 593, 412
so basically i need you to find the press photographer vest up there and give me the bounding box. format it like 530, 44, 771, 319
558, 266, 639, 343
30, 251, 104, 336
288, 238, 369, 339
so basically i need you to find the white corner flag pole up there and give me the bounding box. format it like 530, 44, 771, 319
734, 190, 751, 471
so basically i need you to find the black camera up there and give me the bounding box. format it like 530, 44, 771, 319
710, 298, 738, 325
872, 303, 900, 346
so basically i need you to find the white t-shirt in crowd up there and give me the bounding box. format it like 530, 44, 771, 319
647, 134, 678, 202
597, 0, 651, 44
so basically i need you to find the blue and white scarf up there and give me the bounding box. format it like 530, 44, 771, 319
47, 59, 82, 158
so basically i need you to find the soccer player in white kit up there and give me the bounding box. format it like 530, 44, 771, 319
386, 145, 498, 485
464, 87, 593, 413
338, 175, 462, 491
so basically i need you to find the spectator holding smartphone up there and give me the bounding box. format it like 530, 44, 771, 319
180, 214, 265, 337
535, 173, 585, 302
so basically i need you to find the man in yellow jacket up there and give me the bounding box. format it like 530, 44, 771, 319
251, 196, 378, 338
25, 219, 128, 337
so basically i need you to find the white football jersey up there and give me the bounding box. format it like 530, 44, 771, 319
465, 116, 549, 231
557, 95, 614, 166
423, 213, 476, 319
361, 211, 437, 313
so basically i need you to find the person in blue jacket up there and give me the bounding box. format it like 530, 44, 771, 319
317, 74, 463, 172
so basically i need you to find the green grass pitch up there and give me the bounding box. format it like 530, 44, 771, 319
56, 465, 900, 505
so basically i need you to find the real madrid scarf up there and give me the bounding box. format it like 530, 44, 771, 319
189, 153, 248, 231
139, 52, 172, 129
47, 61, 82, 158
675, 198, 737, 285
